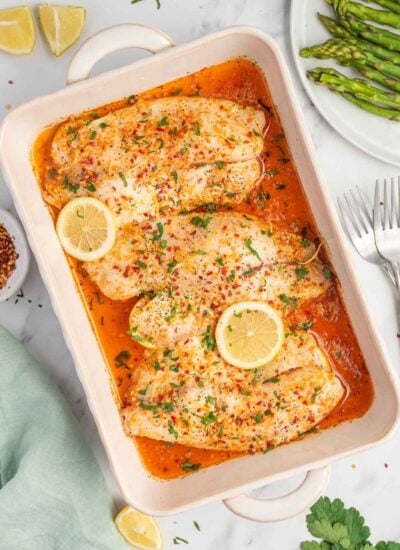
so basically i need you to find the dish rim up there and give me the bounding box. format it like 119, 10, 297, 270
0, 24, 399, 515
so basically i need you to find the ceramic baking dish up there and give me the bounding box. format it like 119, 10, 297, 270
1, 25, 399, 522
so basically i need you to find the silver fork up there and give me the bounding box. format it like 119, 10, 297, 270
337, 187, 395, 286
373, 177, 400, 292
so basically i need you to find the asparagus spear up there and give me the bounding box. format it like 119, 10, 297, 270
327, 0, 400, 29
341, 58, 400, 92
339, 92, 400, 120
363, 0, 400, 15
341, 13, 400, 51
317, 13, 353, 38
308, 67, 400, 108
300, 38, 400, 78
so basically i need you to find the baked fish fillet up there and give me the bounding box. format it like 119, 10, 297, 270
121, 333, 344, 452
84, 212, 320, 301
43, 97, 266, 221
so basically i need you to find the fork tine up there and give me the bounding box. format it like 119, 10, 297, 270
340, 193, 362, 238
349, 189, 369, 234
396, 176, 400, 228
338, 196, 361, 240
390, 177, 395, 229
356, 185, 373, 227
374, 179, 382, 233
383, 177, 389, 229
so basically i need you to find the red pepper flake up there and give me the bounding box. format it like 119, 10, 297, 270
0, 223, 18, 289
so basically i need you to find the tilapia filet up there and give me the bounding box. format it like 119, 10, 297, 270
44, 97, 266, 225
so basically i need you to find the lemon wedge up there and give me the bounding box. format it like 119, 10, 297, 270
38, 4, 85, 57
0, 6, 35, 55
216, 301, 284, 369
115, 506, 162, 550
56, 197, 116, 262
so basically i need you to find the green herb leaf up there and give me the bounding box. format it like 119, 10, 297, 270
295, 266, 309, 281
182, 460, 200, 471
193, 121, 201, 136
168, 420, 178, 439
245, 237, 262, 262
157, 116, 169, 127
190, 216, 212, 229
201, 325, 216, 351
114, 350, 131, 369
118, 172, 128, 187
323, 267, 332, 280
171, 170, 178, 183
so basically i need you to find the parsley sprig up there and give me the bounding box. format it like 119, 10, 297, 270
301, 497, 400, 549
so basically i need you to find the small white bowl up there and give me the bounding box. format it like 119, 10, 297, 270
0, 208, 30, 303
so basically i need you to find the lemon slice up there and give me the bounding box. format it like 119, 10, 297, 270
216, 301, 284, 369
115, 506, 162, 550
56, 197, 116, 261
38, 4, 85, 57
0, 6, 35, 55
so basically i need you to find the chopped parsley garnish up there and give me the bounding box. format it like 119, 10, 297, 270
295, 266, 309, 281
215, 258, 224, 266
48, 168, 57, 179
89, 130, 97, 140
158, 138, 164, 149
311, 387, 322, 403
193, 121, 201, 136
152, 222, 164, 242
172, 88, 183, 96
173, 537, 188, 545
245, 237, 262, 262
195, 249, 207, 255
323, 267, 332, 280
272, 133, 285, 143
135, 260, 147, 269
86, 181, 96, 192
114, 350, 131, 369
168, 420, 178, 439
255, 412, 263, 423
200, 411, 217, 426
157, 116, 169, 127
297, 320, 313, 331
257, 188, 271, 208
190, 216, 212, 229
243, 268, 256, 277
265, 169, 279, 176
266, 376, 280, 383
62, 177, 80, 193
166, 305, 178, 323
66, 127, 78, 142
127, 94, 136, 104
206, 395, 216, 406
99, 122, 108, 129
171, 170, 178, 183
201, 326, 216, 351
167, 261, 178, 273
153, 361, 161, 371
118, 172, 128, 187
228, 269, 235, 282
265, 408, 272, 416
279, 294, 298, 310
276, 183, 286, 190
301, 238, 311, 248
216, 160, 224, 170
182, 460, 200, 471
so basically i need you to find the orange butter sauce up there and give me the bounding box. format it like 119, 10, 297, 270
32, 58, 373, 479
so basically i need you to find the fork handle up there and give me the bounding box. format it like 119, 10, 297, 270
383, 261, 397, 288
387, 261, 400, 330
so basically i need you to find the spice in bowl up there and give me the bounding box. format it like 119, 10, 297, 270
0, 222, 18, 289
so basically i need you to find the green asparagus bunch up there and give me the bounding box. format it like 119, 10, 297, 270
307, 67, 400, 119
300, 0, 400, 120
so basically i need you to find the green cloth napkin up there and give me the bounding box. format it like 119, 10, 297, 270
0, 326, 128, 550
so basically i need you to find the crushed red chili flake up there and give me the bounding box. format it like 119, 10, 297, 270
0, 223, 18, 289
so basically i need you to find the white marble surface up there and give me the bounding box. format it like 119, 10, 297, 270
1, 0, 400, 548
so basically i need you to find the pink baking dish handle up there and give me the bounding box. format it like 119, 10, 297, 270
223, 465, 330, 522
67, 24, 175, 84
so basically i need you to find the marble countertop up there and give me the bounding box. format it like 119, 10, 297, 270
1, 0, 400, 548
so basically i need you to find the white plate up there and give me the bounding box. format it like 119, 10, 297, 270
290, 0, 400, 166
0, 209, 30, 303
